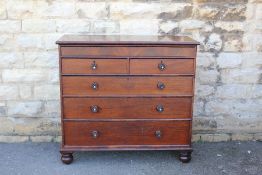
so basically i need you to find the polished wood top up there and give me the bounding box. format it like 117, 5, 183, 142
56, 35, 199, 45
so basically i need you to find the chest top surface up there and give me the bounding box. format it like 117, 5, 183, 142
56, 35, 200, 45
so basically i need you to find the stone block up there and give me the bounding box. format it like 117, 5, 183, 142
19, 85, 32, 99
196, 84, 215, 97
204, 33, 223, 52
221, 4, 246, 21
119, 19, 159, 35
179, 20, 205, 31
22, 19, 56, 33
0, 34, 14, 51
206, 99, 262, 118
0, 85, 19, 100
16, 34, 44, 50
193, 133, 230, 142
217, 53, 242, 68
0, 136, 29, 143
256, 4, 262, 20
36, 1, 76, 18
194, 4, 220, 20
193, 117, 218, 131
56, 19, 91, 33
213, 134, 231, 142
34, 85, 60, 100
197, 69, 219, 84
0, 1, 7, 19
0, 52, 24, 68
158, 3, 193, 20
0, 34, 12, 45
215, 85, 253, 99
43, 34, 63, 51
43, 100, 60, 118
159, 21, 179, 34
53, 136, 62, 143
2, 69, 48, 82
0, 20, 21, 33
24, 52, 58, 68
76, 2, 108, 19
196, 52, 216, 68
241, 52, 262, 67
0, 118, 14, 134
6, 0, 34, 19
193, 98, 205, 116
221, 68, 261, 84
223, 35, 244, 52
14, 118, 60, 136
7, 101, 43, 117
48, 69, 59, 83
92, 20, 120, 33
30, 136, 53, 142
232, 133, 254, 141
110, 2, 161, 19
214, 22, 244, 33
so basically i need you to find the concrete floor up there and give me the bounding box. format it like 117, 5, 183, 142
0, 141, 261, 175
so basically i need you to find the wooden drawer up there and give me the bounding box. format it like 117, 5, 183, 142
130, 59, 194, 75
62, 59, 129, 75
60, 46, 196, 57
64, 121, 190, 146
62, 76, 193, 96
63, 97, 192, 119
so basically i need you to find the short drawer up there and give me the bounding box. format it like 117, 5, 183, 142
64, 121, 191, 146
60, 46, 197, 57
130, 59, 194, 75
63, 97, 192, 119
62, 59, 129, 75
62, 76, 193, 96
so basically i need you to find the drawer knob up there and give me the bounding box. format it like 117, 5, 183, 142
91, 82, 99, 90
90, 105, 99, 113
91, 130, 99, 138
157, 82, 165, 90
156, 105, 164, 112
155, 130, 162, 138
158, 61, 166, 71
91, 61, 97, 70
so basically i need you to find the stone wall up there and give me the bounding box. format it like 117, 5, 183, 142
0, 0, 261, 142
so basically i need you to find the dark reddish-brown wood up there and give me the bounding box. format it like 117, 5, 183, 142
62, 59, 129, 74
63, 97, 192, 119
60, 46, 196, 57
62, 76, 193, 96
130, 59, 194, 75
64, 121, 191, 146
57, 35, 199, 164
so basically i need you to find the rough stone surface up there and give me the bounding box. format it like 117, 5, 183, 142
0, 0, 261, 142
7, 101, 43, 117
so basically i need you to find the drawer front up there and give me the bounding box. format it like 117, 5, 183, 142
63, 97, 192, 119
64, 121, 190, 146
62, 59, 129, 75
60, 46, 196, 57
130, 59, 194, 75
62, 76, 193, 96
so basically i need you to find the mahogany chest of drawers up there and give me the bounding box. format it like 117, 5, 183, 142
56, 35, 199, 164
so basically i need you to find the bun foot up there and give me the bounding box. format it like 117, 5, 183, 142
61, 152, 73, 164
179, 150, 192, 163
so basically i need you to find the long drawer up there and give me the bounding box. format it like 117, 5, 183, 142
64, 121, 191, 146
63, 97, 192, 119
60, 46, 196, 57
62, 76, 193, 96
62, 59, 129, 74
130, 59, 194, 75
